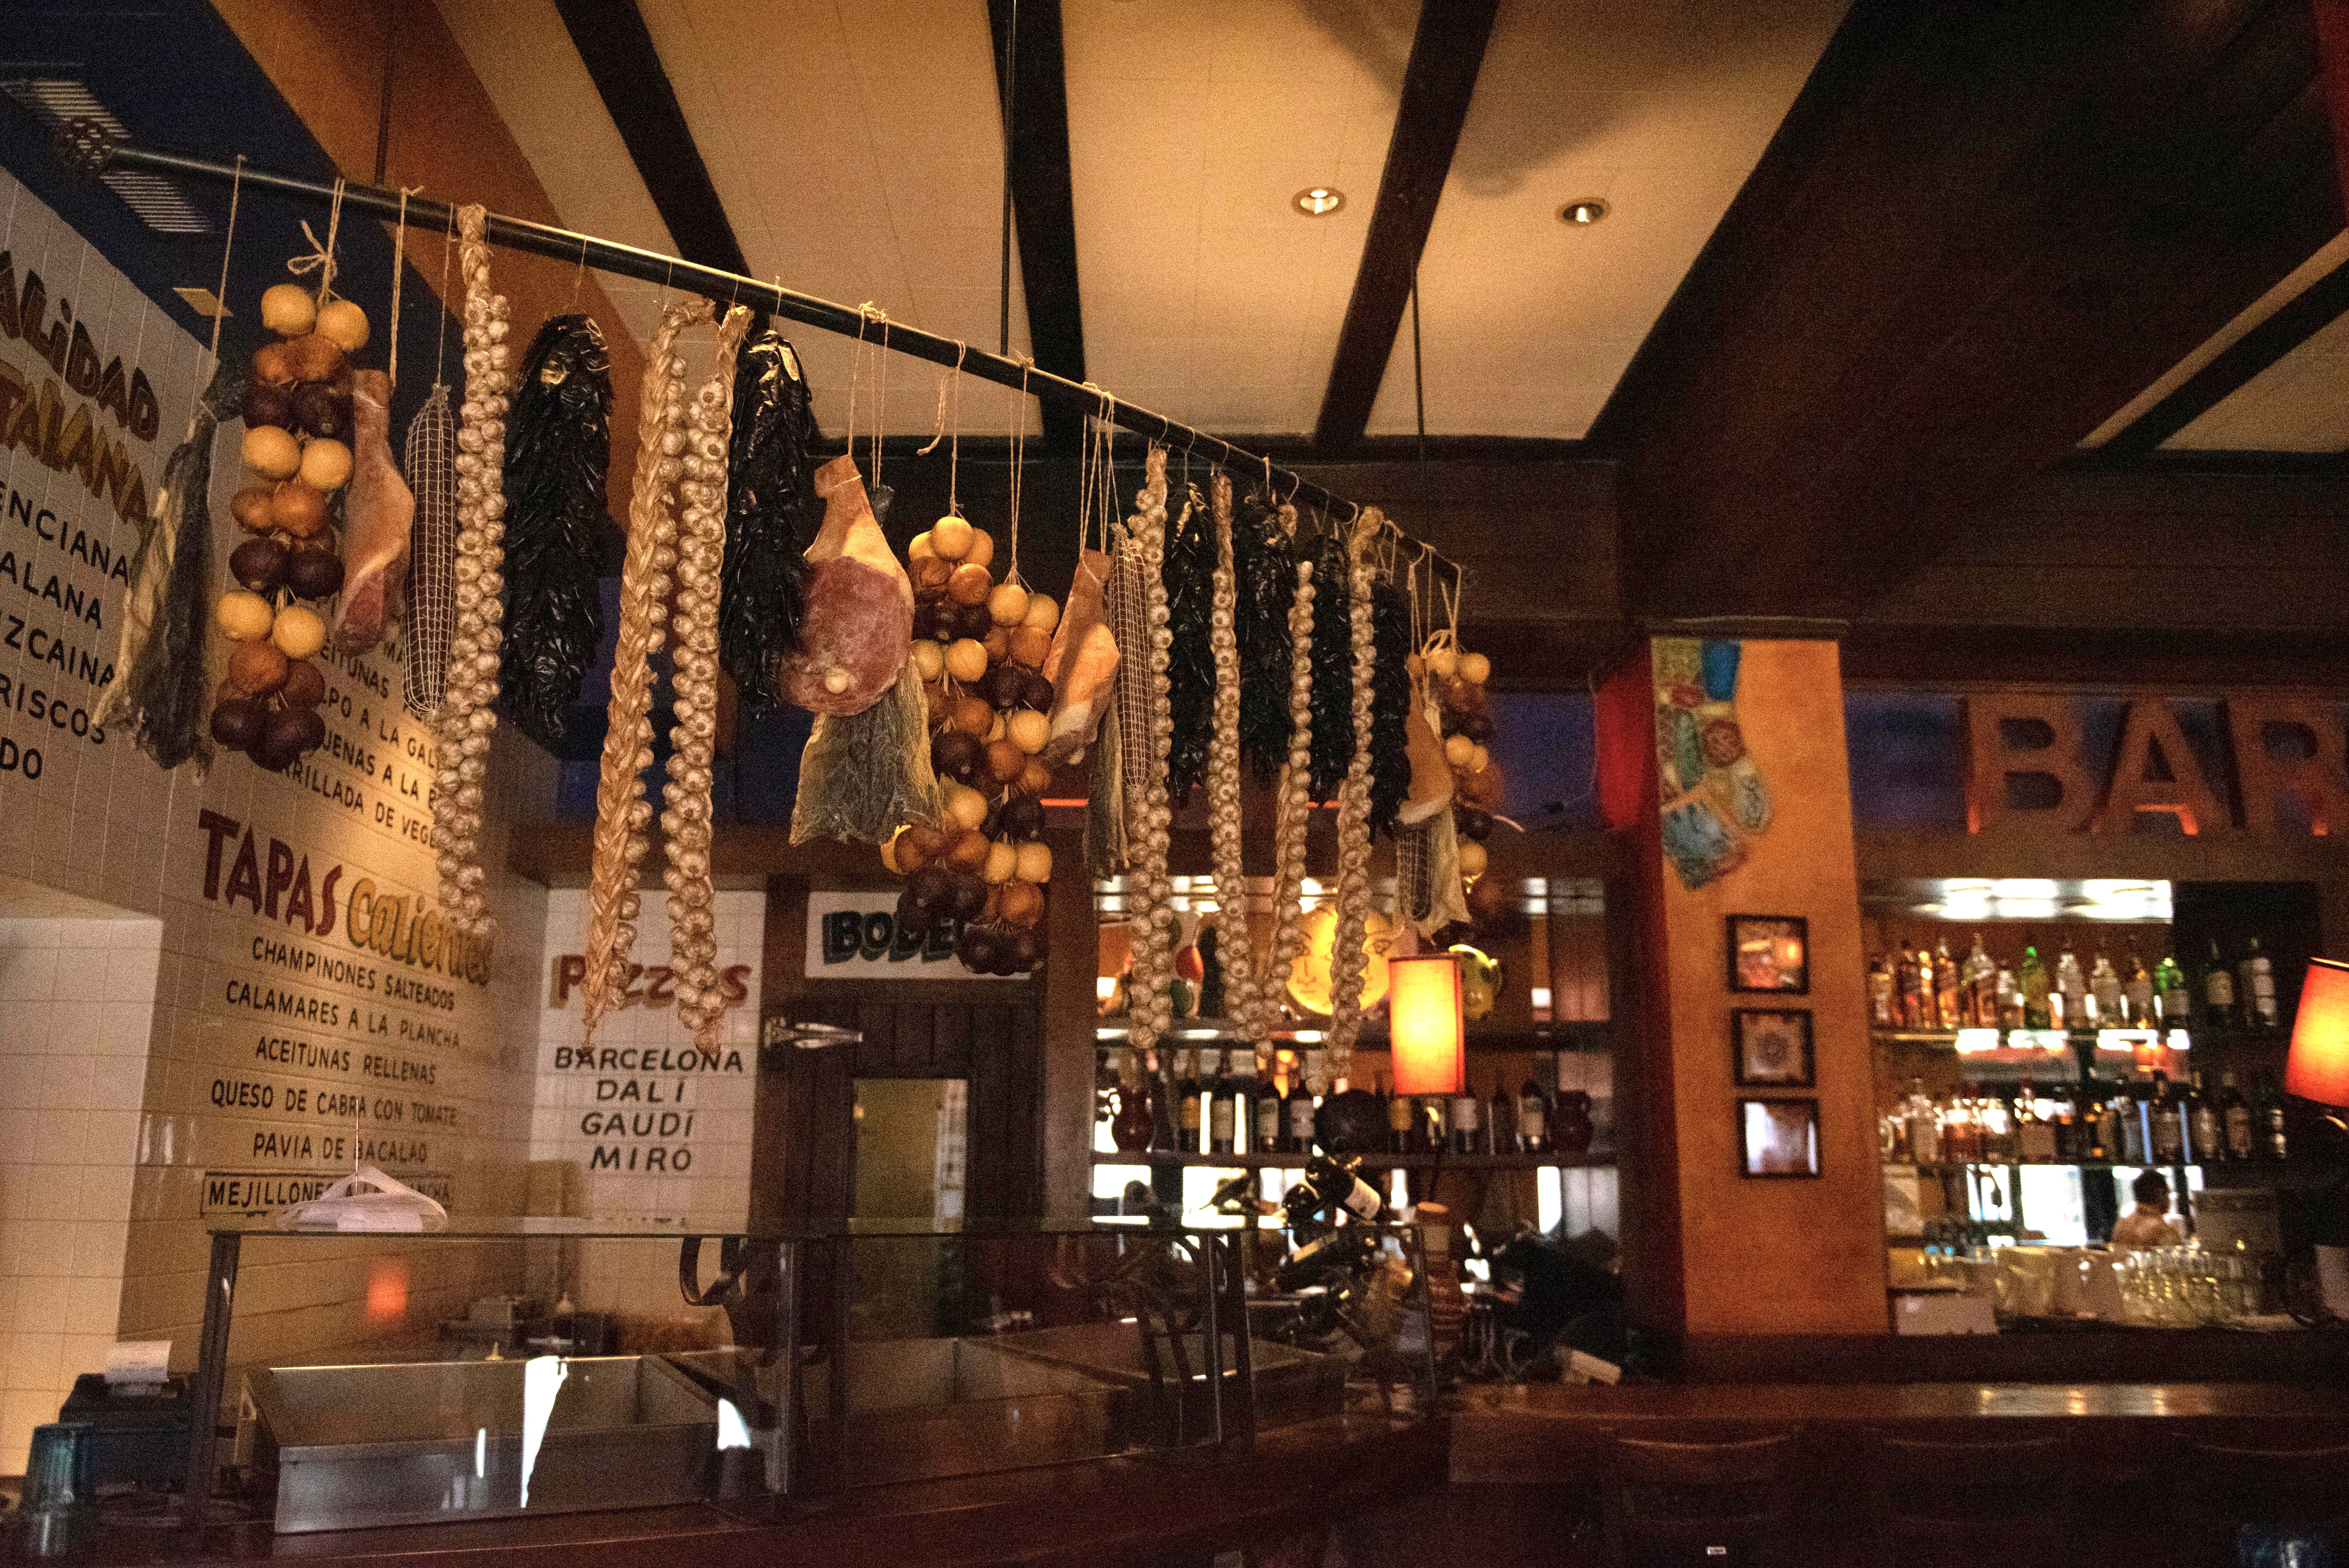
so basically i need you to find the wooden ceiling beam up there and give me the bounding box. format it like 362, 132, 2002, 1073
550, 0, 749, 277
2094, 246, 2349, 459
986, 0, 1087, 450
1590, 0, 2341, 623
1310, 0, 1502, 451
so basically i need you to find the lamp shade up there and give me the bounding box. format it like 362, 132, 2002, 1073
1388, 951, 1465, 1097
2285, 957, 2349, 1108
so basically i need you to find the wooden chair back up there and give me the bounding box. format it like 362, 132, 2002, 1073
1600, 1431, 1799, 1567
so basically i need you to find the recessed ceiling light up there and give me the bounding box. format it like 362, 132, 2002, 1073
1293, 186, 1345, 217
1559, 198, 1609, 226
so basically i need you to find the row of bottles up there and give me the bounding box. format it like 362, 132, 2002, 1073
1096, 1045, 1598, 1158
1887, 1068, 2288, 1167
1868, 934, 2278, 1033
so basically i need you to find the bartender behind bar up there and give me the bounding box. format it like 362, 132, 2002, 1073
2110, 1169, 2183, 1250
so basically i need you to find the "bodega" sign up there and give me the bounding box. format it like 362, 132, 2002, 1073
802, 889, 1016, 981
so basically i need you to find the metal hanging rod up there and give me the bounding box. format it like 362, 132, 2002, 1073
69, 133, 1469, 587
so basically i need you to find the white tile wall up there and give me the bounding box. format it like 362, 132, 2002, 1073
0, 906, 160, 1473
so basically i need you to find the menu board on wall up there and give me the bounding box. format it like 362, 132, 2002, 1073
0, 168, 550, 1354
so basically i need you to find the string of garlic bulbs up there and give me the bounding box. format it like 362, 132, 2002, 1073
1252, 513, 1314, 1030
662, 303, 751, 1056
581, 297, 711, 1042
1119, 447, 1176, 1059
433, 205, 511, 940
1324, 507, 1383, 1080
1203, 471, 1262, 1068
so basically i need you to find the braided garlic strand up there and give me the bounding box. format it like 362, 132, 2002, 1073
1253, 515, 1314, 1032
1121, 448, 1176, 1059
581, 297, 711, 1042
1325, 508, 1383, 1080
433, 205, 511, 940
1203, 473, 1262, 1065
664, 304, 750, 1055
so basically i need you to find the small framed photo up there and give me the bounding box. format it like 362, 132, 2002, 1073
1732, 1008, 1814, 1087
1728, 914, 1808, 995
1739, 1097, 1821, 1178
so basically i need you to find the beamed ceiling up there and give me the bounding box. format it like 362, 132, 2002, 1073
434, 0, 1851, 442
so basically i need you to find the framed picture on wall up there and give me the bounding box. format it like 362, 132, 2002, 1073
1738, 1097, 1822, 1178
1728, 914, 1808, 995
1732, 1009, 1814, 1087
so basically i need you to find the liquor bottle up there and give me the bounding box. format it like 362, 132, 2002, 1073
1450, 1081, 1482, 1155
2019, 946, 2051, 1030
2243, 937, 2278, 1029
1177, 1050, 1202, 1153
2055, 949, 2087, 1032
2260, 1076, 2290, 1161
1964, 933, 1999, 1028
1112, 1052, 1156, 1153
1983, 1085, 2018, 1163
1916, 945, 1939, 1029
2017, 1079, 2056, 1163
2155, 951, 2191, 1027
1197, 925, 1226, 1021
2204, 940, 2237, 1028
1896, 948, 1922, 1028
2116, 1074, 2148, 1165
2092, 1091, 2119, 1164
1207, 1049, 1237, 1155
1247, 1055, 1278, 1154
2149, 1071, 2184, 1165
2053, 1087, 2084, 1163
1519, 1069, 1550, 1154
1997, 965, 2022, 1030
1487, 1076, 1513, 1157
1385, 1077, 1415, 1154
2125, 951, 2155, 1029
1934, 937, 1962, 1031
2188, 1070, 2221, 1167
1287, 1056, 1318, 1154
2221, 1070, 2254, 1162
1869, 953, 1895, 1026
1905, 1077, 1942, 1164
2090, 951, 2123, 1028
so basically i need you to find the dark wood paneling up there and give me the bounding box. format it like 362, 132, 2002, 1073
2098, 254, 2349, 457
1593, 0, 2345, 621
1312, 0, 1505, 447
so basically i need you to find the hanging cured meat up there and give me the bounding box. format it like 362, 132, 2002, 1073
721, 328, 817, 712
334, 369, 414, 656
403, 385, 458, 719
93, 364, 232, 773
778, 455, 911, 715
498, 314, 611, 748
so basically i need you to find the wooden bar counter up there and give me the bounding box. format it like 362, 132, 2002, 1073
57, 1414, 1443, 1568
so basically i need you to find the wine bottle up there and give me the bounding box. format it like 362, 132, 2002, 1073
1385, 1079, 1414, 1154
2261, 1076, 2289, 1161
2090, 951, 2123, 1028
2055, 949, 2086, 1032
1450, 1082, 1481, 1155
2188, 1069, 2221, 1166
2149, 1071, 2184, 1165
1487, 1075, 1513, 1157
1246, 1054, 1278, 1154
2221, 1071, 2254, 1162
2204, 940, 2237, 1028
1177, 1050, 1202, 1154
2243, 936, 2278, 1029
1207, 1049, 1236, 1155
1964, 933, 1999, 1028
1519, 1070, 1549, 1155
1286, 1057, 1316, 1155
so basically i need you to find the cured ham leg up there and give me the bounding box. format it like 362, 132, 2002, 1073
779, 455, 910, 715
336, 369, 413, 653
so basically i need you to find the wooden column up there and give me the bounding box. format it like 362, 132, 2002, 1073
1597, 637, 1888, 1346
